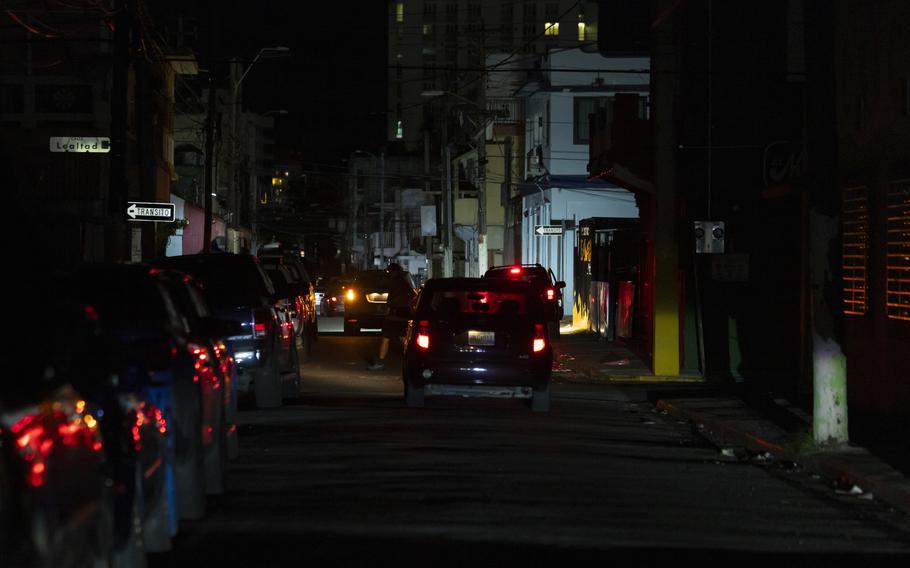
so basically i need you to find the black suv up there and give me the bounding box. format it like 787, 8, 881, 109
154, 253, 291, 409
483, 264, 565, 337
344, 269, 416, 335
402, 278, 553, 412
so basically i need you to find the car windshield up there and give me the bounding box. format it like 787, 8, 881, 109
418, 279, 543, 320
354, 271, 393, 289
156, 256, 274, 308
72, 268, 176, 327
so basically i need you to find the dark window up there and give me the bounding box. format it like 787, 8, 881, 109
574, 96, 612, 144
523, 2, 536, 19
446, 2, 458, 21
545, 3, 559, 20
468, 3, 481, 18
35, 84, 93, 114
0, 83, 24, 114
501, 2, 514, 20
424, 2, 437, 19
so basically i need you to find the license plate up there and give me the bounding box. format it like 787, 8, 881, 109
467, 330, 495, 346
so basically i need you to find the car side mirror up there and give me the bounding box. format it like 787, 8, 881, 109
198, 317, 242, 338
556, 281, 566, 289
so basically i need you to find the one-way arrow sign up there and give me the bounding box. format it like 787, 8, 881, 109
535, 225, 563, 236
127, 201, 176, 223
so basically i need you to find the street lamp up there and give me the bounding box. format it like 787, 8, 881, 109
352, 149, 385, 268
229, 47, 291, 244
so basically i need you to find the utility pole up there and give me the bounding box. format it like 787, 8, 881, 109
477, 124, 487, 276
504, 136, 513, 262
204, 67, 216, 253
805, 0, 848, 447
106, 0, 130, 262
380, 150, 385, 266
424, 128, 433, 279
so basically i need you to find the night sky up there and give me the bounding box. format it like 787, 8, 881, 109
209, 1, 389, 165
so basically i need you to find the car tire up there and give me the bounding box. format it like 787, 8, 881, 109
112, 465, 147, 568
204, 401, 227, 495
404, 382, 425, 408
254, 346, 283, 409
531, 383, 551, 412
175, 382, 206, 520
141, 456, 172, 553
297, 325, 310, 364
282, 341, 302, 401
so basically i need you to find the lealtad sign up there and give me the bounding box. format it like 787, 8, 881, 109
49, 137, 111, 153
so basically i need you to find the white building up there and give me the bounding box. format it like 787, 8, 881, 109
516, 48, 650, 317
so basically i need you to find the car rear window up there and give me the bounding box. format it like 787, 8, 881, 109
484, 267, 550, 287
427, 290, 535, 317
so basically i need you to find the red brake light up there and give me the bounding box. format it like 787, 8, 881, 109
416, 320, 430, 350
509, 267, 522, 275
254, 322, 267, 337
532, 323, 546, 353
546, 288, 555, 301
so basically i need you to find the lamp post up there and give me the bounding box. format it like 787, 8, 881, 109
230, 47, 290, 249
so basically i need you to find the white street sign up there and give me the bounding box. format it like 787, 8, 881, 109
535, 225, 563, 236
127, 202, 176, 223
49, 137, 111, 153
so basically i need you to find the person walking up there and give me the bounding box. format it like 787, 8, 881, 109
368, 263, 416, 371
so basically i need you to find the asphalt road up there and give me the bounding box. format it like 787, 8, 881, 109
150, 317, 910, 567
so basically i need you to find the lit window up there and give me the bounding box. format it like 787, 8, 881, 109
396, 2, 404, 23
423, 23, 434, 35
396, 120, 403, 139
842, 185, 869, 316
886, 180, 910, 321
578, 22, 586, 41
545, 22, 559, 36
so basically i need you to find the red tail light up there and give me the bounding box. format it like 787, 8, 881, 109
253, 308, 270, 338
532, 323, 546, 353
416, 320, 430, 350
546, 288, 555, 301
189, 343, 219, 387
509, 267, 522, 275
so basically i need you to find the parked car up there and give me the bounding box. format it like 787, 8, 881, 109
69, 263, 211, 522
258, 242, 318, 348
156, 269, 243, 490
1, 298, 114, 568
320, 278, 347, 316
154, 253, 291, 409
483, 264, 566, 337
60, 298, 173, 560
344, 269, 416, 335
402, 278, 553, 411
261, 263, 306, 385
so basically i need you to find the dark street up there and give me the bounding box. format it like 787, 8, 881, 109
148, 322, 910, 566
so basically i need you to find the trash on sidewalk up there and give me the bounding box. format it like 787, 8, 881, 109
602, 358, 630, 366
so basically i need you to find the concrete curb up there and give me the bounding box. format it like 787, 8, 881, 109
657, 399, 910, 517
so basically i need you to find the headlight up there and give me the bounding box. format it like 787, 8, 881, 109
346, 289, 356, 302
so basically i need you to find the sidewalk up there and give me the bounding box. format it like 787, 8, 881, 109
551, 328, 910, 517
